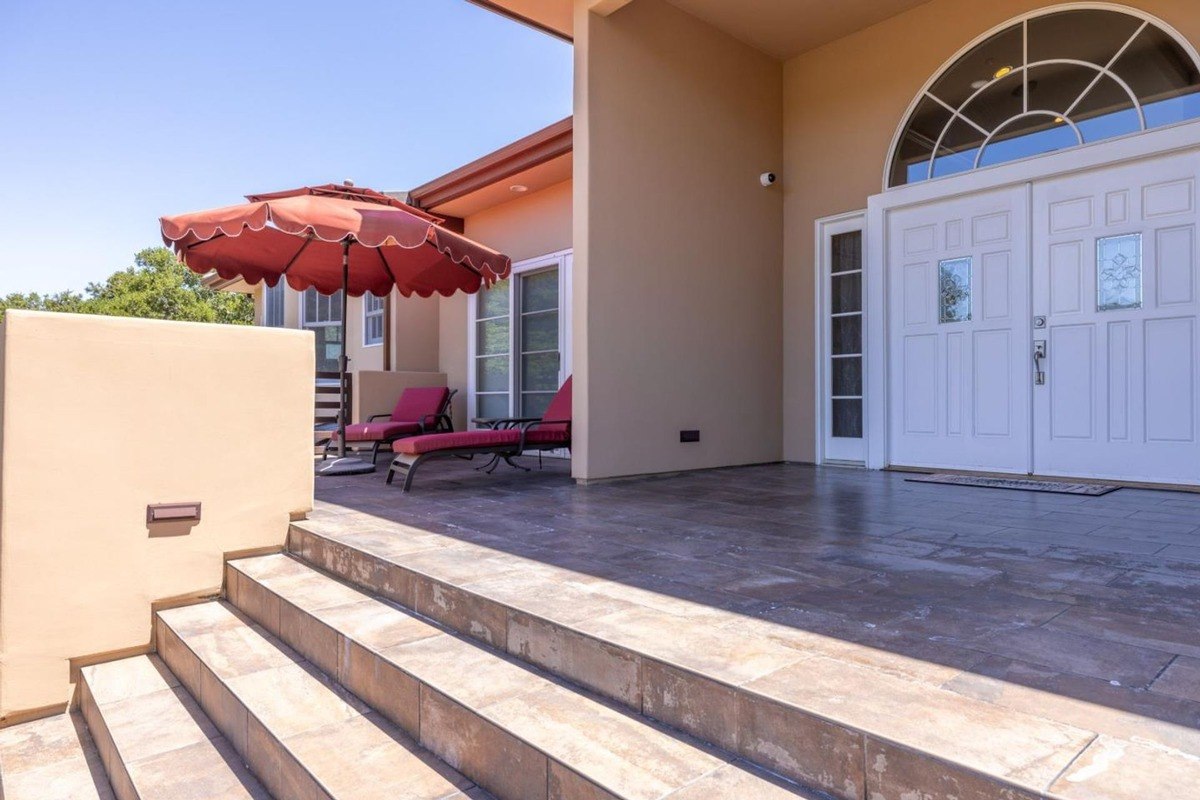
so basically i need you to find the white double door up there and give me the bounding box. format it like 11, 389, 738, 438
888, 149, 1200, 484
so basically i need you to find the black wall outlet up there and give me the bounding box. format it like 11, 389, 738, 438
680, 430, 700, 443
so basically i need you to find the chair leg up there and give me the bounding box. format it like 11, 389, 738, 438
503, 456, 531, 473
371, 441, 382, 464
322, 439, 331, 461
387, 454, 424, 492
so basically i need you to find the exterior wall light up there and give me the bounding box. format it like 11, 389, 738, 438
146, 502, 202, 524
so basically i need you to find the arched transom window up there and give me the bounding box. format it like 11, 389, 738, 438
889, 7, 1200, 187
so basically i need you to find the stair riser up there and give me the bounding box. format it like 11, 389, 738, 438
154, 616, 334, 800
286, 525, 1053, 800
228, 561, 659, 800
288, 526, 632, 705
77, 680, 137, 800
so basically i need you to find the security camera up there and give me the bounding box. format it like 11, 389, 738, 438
760, 172, 777, 187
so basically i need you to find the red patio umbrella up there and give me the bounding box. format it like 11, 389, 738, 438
161, 183, 511, 475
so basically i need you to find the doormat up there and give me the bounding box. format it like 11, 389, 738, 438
904, 473, 1120, 496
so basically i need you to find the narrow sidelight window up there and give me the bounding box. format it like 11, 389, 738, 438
830, 231, 864, 439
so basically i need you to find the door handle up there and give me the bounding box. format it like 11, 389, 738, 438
1033, 340, 1047, 386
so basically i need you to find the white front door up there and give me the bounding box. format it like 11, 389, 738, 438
1032, 150, 1200, 483
887, 186, 1032, 472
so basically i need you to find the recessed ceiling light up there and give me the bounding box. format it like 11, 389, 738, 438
510, 184, 529, 193
970, 79, 988, 90
1054, 116, 1065, 124
993, 65, 1013, 79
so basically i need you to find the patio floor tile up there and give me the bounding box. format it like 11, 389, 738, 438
1151, 656, 1200, 704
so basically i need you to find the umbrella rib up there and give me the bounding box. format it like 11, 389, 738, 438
281, 236, 314, 276
375, 246, 402, 288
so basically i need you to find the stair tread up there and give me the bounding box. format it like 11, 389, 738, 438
230, 554, 826, 799
157, 601, 483, 800
0, 712, 114, 800
80, 655, 267, 799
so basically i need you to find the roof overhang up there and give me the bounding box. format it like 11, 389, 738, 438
202, 272, 252, 293
409, 117, 572, 218
469, 0, 937, 60
466, 0, 574, 41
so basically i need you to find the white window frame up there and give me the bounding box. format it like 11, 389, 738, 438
363, 292, 385, 347
884, 4, 1200, 191
262, 281, 286, 327
467, 248, 573, 425
299, 287, 345, 375
299, 286, 343, 328
816, 211, 868, 465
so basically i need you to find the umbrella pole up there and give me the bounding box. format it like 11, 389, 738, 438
316, 238, 376, 476
337, 240, 350, 460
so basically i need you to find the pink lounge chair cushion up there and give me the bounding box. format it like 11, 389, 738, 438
390, 386, 451, 425
394, 428, 520, 456
519, 376, 572, 445
334, 421, 421, 443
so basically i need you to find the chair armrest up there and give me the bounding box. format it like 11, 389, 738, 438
417, 413, 455, 434
471, 416, 540, 429
519, 418, 571, 431
367, 414, 392, 422
517, 418, 571, 449
485, 416, 542, 426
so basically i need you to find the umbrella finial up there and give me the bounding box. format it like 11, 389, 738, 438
343, 179, 355, 187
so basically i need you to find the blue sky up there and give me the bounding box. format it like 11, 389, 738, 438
0, 1, 573, 294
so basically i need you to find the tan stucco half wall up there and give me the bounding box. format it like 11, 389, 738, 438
780, 0, 1200, 462
574, 0, 784, 480
0, 311, 313, 721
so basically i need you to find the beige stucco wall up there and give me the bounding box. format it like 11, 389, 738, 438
0, 312, 313, 720
464, 180, 573, 264
438, 296, 470, 431
780, 0, 1200, 462
574, 0, 784, 480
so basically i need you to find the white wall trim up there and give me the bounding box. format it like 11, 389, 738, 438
466, 248, 574, 425
814, 210, 868, 465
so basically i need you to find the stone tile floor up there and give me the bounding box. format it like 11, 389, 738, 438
0, 712, 114, 799
314, 458, 1200, 763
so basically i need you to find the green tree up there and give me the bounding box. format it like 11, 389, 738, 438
0, 290, 85, 316
0, 248, 253, 324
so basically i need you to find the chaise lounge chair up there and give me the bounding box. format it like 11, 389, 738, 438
324, 386, 455, 464
386, 376, 571, 492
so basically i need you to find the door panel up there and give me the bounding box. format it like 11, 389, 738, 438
1031, 150, 1200, 483
887, 186, 1031, 472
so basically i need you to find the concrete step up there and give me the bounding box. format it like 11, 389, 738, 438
0, 711, 114, 799
154, 600, 488, 800
79, 654, 268, 800
286, 519, 1200, 800
227, 552, 825, 800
